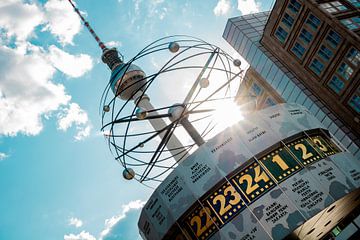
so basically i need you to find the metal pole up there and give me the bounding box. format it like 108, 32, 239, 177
133, 91, 189, 162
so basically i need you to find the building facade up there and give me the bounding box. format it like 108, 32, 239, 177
223, 9, 360, 159
262, 0, 360, 147
236, 67, 285, 110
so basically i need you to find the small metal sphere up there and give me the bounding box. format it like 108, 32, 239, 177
233, 59, 242, 67
168, 104, 186, 122
103, 105, 110, 112
139, 143, 144, 148
135, 108, 147, 119
123, 168, 135, 180
168, 42, 180, 53
199, 78, 210, 88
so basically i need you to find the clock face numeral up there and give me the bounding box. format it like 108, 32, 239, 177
189, 207, 213, 237
212, 185, 241, 215
310, 136, 340, 157
178, 130, 342, 240
260, 148, 303, 183
287, 138, 321, 165
231, 161, 274, 201
272, 154, 290, 170
205, 183, 246, 224
313, 138, 328, 152
294, 143, 313, 160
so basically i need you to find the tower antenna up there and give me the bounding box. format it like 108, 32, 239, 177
67, 0, 122, 70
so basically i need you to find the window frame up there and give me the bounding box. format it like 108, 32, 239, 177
340, 17, 360, 31
272, 0, 303, 45
347, 87, 360, 114
320, 1, 349, 14
326, 47, 357, 96
308, 29, 342, 78
289, 12, 318, 62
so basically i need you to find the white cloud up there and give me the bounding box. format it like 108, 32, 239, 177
213, 0, 231, 16
57, 103, 92, 141
43, 0, 82, 45
237, 0, 260, 15
100, 200, 145, 239
0, 45, 70, 136
0, 0, 44, 41
48, 45, 93, 78
0, 152, 9, 161
64, 231, 96, 240
69, 217, 83, 228
74, 125, 91, 141
0, 0, 93, 138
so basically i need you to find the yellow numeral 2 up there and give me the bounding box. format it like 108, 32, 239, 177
294, 143, 313, 160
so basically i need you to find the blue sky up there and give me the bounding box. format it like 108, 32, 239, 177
0, 0, 273, 239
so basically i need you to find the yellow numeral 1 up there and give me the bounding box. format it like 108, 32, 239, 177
272, 154, 289, 170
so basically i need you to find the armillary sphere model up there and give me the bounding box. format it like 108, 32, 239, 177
68, 1, 360, 240
67, 1, 243, 187
100, 35, 244, 186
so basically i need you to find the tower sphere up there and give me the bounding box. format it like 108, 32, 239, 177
168, 42, 180, 53
135, 108, 147, 120
200, 77, 210, 88
103, 105, 110, 112
123, 168, 135, 180
109, 63, 147, 100
233, 59, 241, 67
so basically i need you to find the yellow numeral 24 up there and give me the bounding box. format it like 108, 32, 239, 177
239, 165, 269, 195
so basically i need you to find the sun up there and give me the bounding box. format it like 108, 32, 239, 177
211, 99, 244, 134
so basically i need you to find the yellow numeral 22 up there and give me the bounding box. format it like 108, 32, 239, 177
190, 207, 213, 237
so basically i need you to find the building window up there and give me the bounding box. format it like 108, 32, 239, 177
340, 17, 360, 30
346, 0, 360, 8
282, 13, 294, 28
346, 47, 360, 66
264, 97, 277, 107
320, 1, 348, 13
292, 42, 305, 58
310, 58, 324, 75
318, 45, 333, 61
337, 62, 354, 80
288, 0, 302, 13
275, 26, 288, 43
326, 30, 342, 48
306, 14, 321, 30
328, 75, 345, 94
348, 89, 360, 113
251, 82, 263, 96
299, 29, 313, 44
